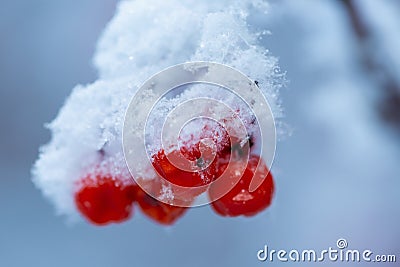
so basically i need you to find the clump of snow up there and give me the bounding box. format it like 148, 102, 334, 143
32, 0, 283, 220
145, 83, 262, 157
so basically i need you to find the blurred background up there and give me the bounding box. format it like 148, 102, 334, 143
0, 0, 399, 266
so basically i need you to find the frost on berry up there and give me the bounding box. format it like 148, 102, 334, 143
32, 0, 283, 223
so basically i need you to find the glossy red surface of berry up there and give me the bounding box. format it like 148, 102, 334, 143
209, 155, 274, 217
135, 185, 188, 225
75, 174, 136, 225
151, 148, 218, 188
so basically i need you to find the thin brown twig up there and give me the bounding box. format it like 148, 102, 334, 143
341, 0, 400, 132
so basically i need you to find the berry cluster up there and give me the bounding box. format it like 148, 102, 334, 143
74, 127, 274, 226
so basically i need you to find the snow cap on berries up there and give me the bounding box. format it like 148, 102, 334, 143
32, 0, 283, 221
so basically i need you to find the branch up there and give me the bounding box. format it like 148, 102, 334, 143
341, 0, 400, 132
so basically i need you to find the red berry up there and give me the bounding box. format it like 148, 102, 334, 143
208, 155, 274, 217
135, 183, 188, 225
150, 123, 251, 203
75, 174, 136, 225
151, 148, 217, 189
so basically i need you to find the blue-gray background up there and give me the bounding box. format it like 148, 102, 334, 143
0, 0, 399, 266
